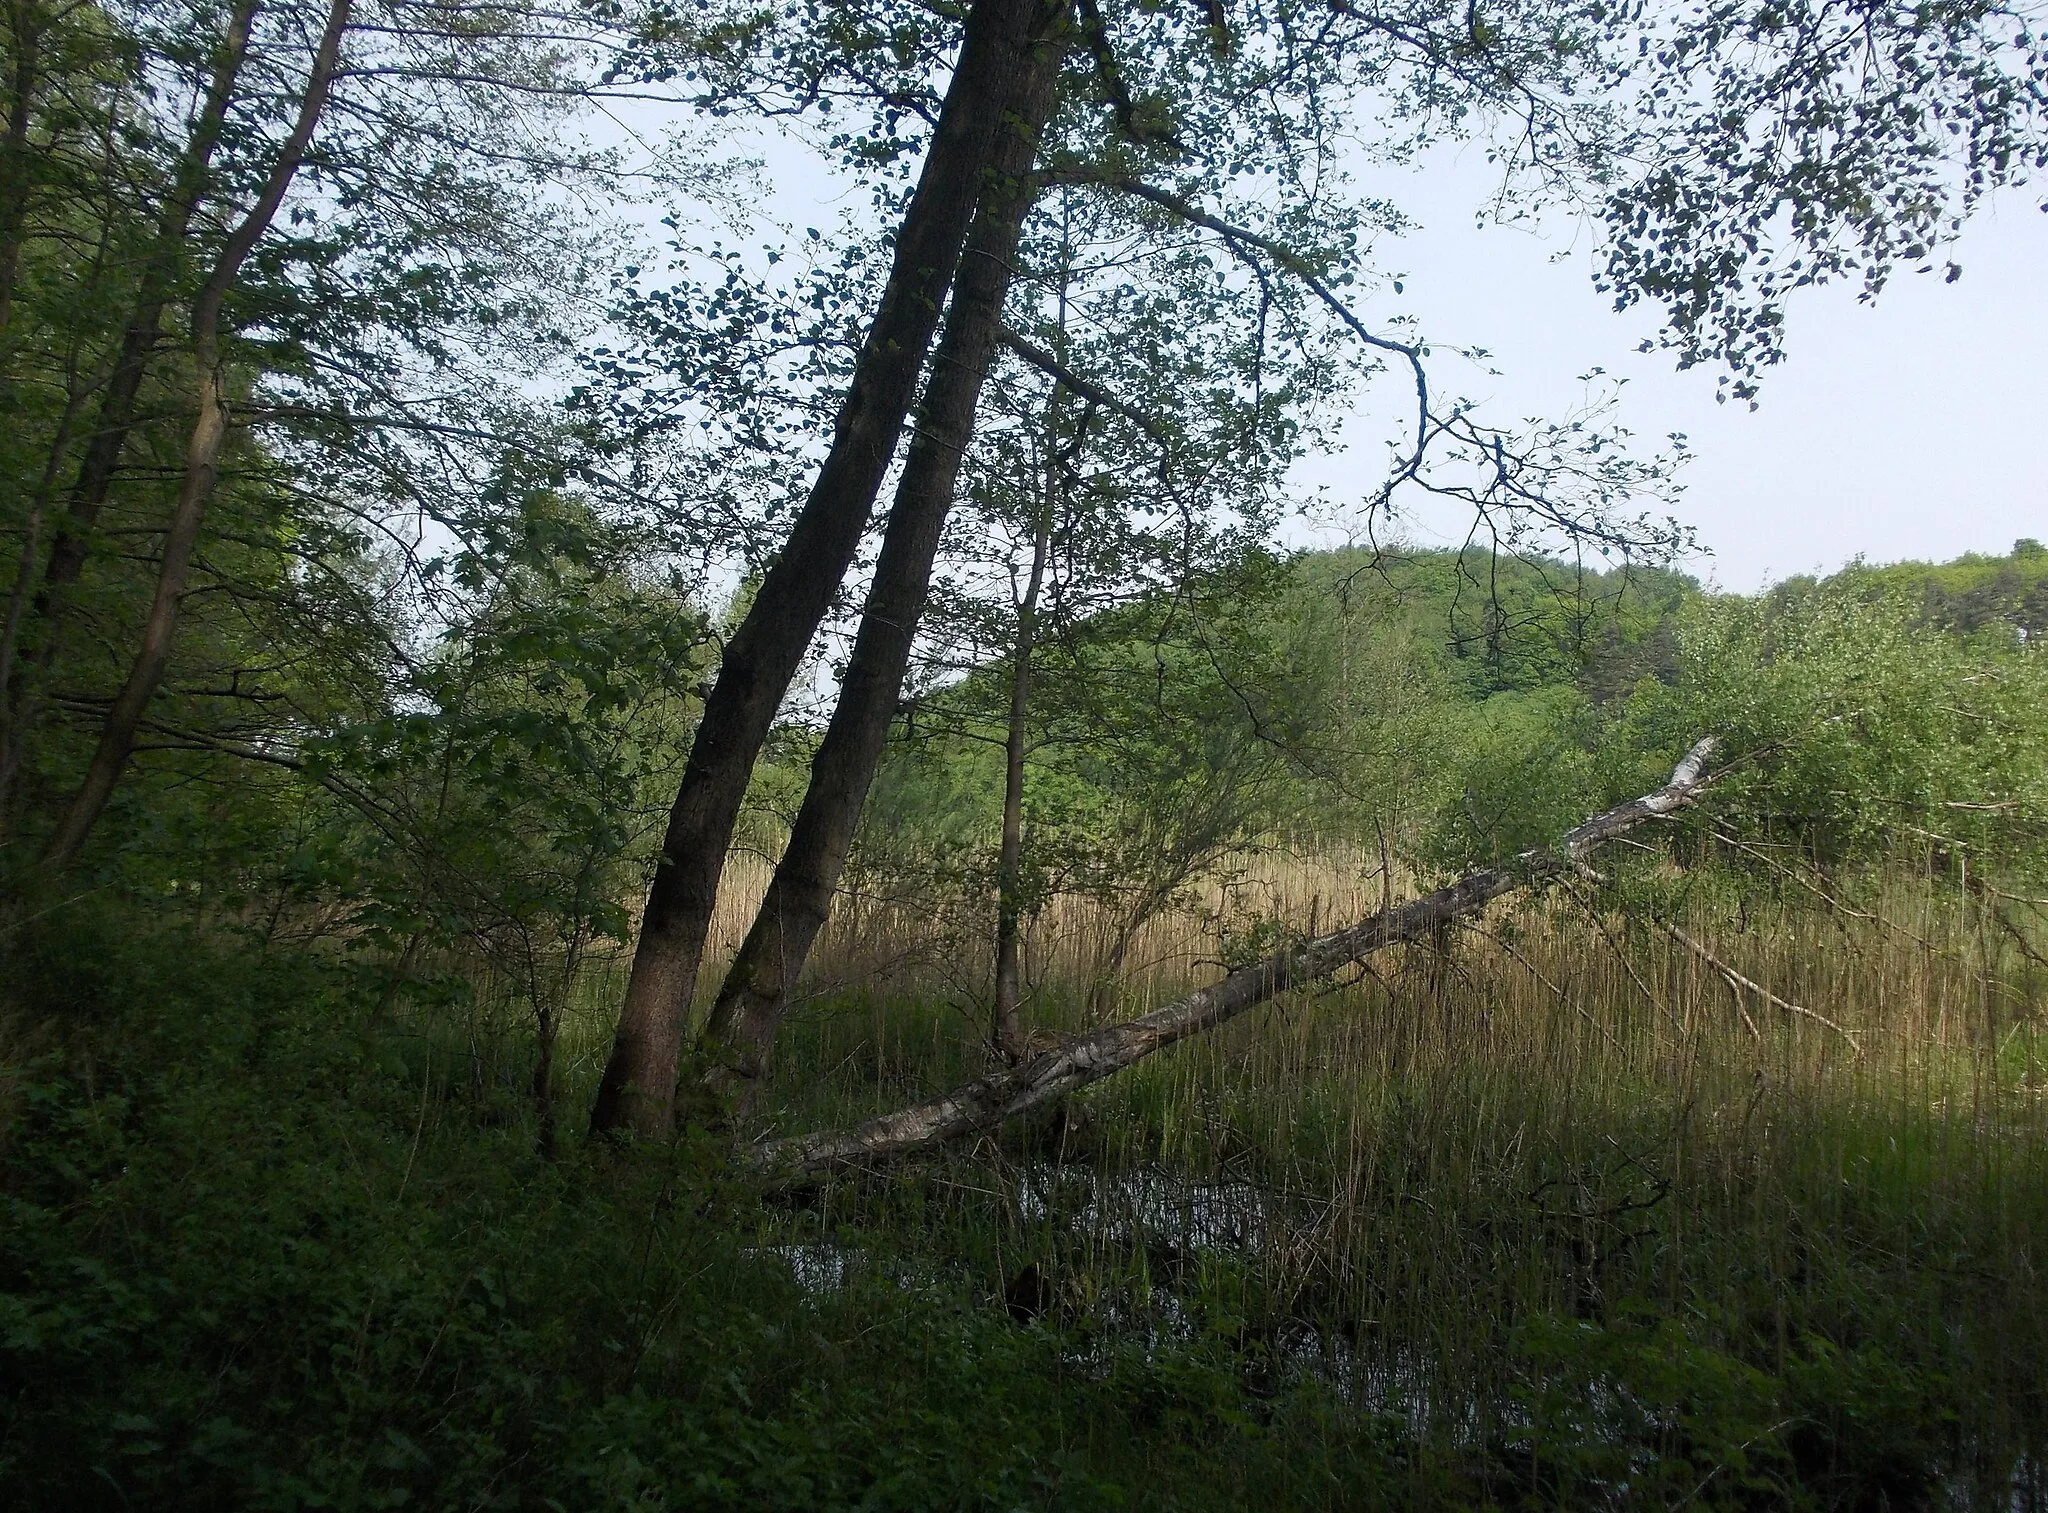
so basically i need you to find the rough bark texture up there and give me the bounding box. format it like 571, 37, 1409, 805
698, 25, 1067, 1089
747, 737, 1721, 1185
41, 0, 349, 872
590, 0, 1059, 1138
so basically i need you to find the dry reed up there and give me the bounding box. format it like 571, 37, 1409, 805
554, 845, 2041, 1467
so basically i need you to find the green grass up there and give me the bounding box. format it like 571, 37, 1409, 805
5, 868, 2047, 1508
0, 903, 1432, 1510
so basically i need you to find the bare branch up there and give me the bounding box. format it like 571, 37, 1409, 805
747, 736, 1721, 1185
1656, 918, 1861, 1052
997, 326, 1170, 446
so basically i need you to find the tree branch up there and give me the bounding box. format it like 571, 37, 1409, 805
1090, 174, 1428, 505
997, 326, 1170, 446
746, 736, 1721, 1185
1656, 917, 1861, 1052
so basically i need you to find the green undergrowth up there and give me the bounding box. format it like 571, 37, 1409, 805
6, 904, 2046, 1508
0, 906, 1430, 1511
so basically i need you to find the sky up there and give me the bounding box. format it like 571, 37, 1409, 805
668, 110, 2047, 597
1291, 147, 2048, 591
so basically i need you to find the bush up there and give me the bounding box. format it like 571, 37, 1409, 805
0, 907, 1424, 1511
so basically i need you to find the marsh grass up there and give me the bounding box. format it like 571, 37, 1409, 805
436, 843, 2048, 1500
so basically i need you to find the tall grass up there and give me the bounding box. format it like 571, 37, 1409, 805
566, 847, 2035, 1490
435, 841, 2048, 1496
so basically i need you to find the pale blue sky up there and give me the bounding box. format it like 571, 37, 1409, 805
1295, 148, 2048, 590
666, 115, 2046, 594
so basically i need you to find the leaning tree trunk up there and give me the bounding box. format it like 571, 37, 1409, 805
590, 0, 1063, 1139
0, 0, 46, 340
697, 25, 1068, 1094
0, 0, 258, 814
24, 0, 257, 607
746, 737, 1721, 1185
40, 0, 350, 873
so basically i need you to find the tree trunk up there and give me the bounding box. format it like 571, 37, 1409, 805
590, 0, 1060, 1139
696, 25, 1067, 1094
0, 0, 44, 339
747, 738, 1721, 1185
41, 0, 350, 873
0, 0, 257, 814
992, 512, 1050, 1061
30, 0, 256, 606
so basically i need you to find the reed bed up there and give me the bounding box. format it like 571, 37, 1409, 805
521, 847, 2048, 1494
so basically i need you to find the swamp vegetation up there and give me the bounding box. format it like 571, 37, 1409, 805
7, 547, 2048, 1508
4, 0, 2048, 1504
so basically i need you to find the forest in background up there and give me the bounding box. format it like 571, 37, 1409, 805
4, 0, 2048, 1504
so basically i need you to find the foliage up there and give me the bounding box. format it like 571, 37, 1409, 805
1397, 551, 2048, 893
315, 487, 705, 964
0, 905, 1439, 1511
1796, 538, 2048, 639
10, 884, 2039, 1508
1613, 565, 2048, 881
868, 544, 1698, 975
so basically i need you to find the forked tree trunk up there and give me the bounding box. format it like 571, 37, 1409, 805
747, 738, 1721, 1185
590, 0, 1061, 1138
40, 0, 350, 872
697, 25, 1068, 1093
992, 512, 1050, 1061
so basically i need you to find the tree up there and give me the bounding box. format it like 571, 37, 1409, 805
594, 0, 2044, 1141
693, 15, 1072, 1095
40, 0, 355, 871
590, 0, 1070, 1136
315, 482, 704, 1153
1, 0, 706, 872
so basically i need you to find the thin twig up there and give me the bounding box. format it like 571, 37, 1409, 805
1657, 919, 1861, 1053
1462, 920, 1628, 1054
1553, 872, 1687, 1039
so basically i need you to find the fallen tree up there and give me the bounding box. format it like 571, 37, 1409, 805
747, 736, 1722, 1186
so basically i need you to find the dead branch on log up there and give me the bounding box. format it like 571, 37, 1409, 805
1552, 870, 1689, 1039
745, 736, 1721, 1186
1459, 920, 1627, 1054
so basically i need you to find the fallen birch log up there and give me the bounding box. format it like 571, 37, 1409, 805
747, 736, 1721, 1186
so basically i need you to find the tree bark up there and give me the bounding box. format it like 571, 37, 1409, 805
0, 0, 45, 340
589, 0, 1062, 1139
747, 737, 1721, 1185
992, 511, 1050, 1060
40, 0, 350, 872
696, 25, 1067, 1092
0, 0, 258, 813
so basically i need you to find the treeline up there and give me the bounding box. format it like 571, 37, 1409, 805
860, 535, 2047, 910
1784, 538, 2048, 639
